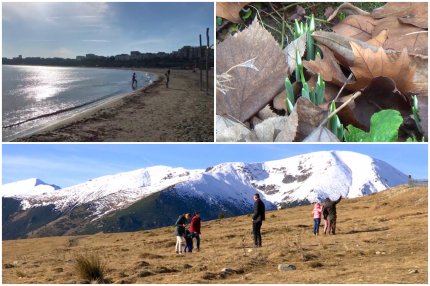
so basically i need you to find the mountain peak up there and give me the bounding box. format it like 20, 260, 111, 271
3, 177, 60, 198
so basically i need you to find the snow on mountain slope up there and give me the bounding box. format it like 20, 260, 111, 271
3, 166, 202, 218
3, 178, 60, 198
2, 151, 409, 217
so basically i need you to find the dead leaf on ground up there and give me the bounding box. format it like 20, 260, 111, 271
371, 2, 428, 29
349, 41, 416, 93
216, 115, 256, 142
332, 15, 377, 41
284, 33, 307, 74
338, 77, 411, 131
372, 17, 428, 56
326, 2, 370, 22
303, 126, 340, 142
216, 20, 289, 122
216, 2, 249, 23
366, 30, 388, 47
275, 97, 326, 142
285, 5, 306, 21
409, 55, 428, 97
303, 45, 351, 87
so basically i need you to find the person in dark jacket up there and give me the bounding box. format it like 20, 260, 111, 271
184, 229, 193, 253
175, 213, 190, 255
252, 193, 265, 247
324, 196, 342, 235
189, 212, 201, 251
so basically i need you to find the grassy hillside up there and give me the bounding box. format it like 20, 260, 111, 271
2, 185, 427, 284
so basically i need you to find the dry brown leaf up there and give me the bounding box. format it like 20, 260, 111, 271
303, 45, 351, 87
284, 33, 306, 74
366, 30, 388, 47
285, 5, 306, 21
326, 2, 370, 22
216, 2, 249, 23
409, 56, 428, 97
371, 2, 428, 29
349, 41, 416, 93
373, 17, 428, 56
216, 20, 289, 122
303, 126, 340, 142
275, 97, 326, 142
338, 77, 412, 133
332, 15, 377, 41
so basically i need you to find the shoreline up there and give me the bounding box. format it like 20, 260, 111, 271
13, 68, 214, 142
3, 69, 160, 142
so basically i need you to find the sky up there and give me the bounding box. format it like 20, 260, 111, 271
2, 144, 428, 188
2, 2, 214, 58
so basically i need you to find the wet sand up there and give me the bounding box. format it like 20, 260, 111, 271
14, 68, 214, 142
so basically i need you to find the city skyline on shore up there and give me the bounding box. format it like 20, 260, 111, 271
3, 2, 214, 58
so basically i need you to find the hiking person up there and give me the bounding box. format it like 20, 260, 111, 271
324, 196, 342, 235
132, 72, 137, 88
184, 229, 193, 253
189, 212, 201, 251
312, 202, 323, 236
175, 213, 190, 255
323, 205, 329, 235
252, 193, 265, 247
165, 70, 170, 88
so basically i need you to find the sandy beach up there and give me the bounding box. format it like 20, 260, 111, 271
14, 68, 214, 142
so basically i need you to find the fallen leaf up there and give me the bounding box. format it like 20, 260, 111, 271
324, 7, 335, 20
349, 41, 416, 93
372, 17, 427, 56
332, 15, 376, 41
284, 33, 307, 74
216, 115, 256, 142
254, 117, 290, 141
216, 20, 289, 122
371, 2, 428, 29
275, 97, 326, 141
216, 2, 249, 23
339, 77, 411, 131
326, 3, 370, 22
409, 55, 428, 97
303, 126, 340, 142
366, 30, 388, 47
285, 5, 306, 21
303, 45, 351, 87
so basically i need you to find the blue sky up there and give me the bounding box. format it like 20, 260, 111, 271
2, 2, 213, 58
2, 144, 428, 188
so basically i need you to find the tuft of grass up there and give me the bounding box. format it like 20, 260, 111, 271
74, 253, 106, 283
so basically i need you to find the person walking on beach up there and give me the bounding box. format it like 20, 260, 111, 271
311, 202, 323, 236
324, 196, 342, 235
189, 212, 201, 251
132, 72, 137, 88
175, 213, 191, 255
165, 70, 170, 88
252, 193, 265, 247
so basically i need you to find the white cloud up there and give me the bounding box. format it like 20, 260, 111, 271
51, 48, 75, 58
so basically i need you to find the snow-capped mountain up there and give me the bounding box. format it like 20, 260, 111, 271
3, 151, 408, 239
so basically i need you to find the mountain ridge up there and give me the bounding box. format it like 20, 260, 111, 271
2, 151, 408, 239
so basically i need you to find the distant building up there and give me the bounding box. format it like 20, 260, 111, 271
76, 56, 85, 61
115, 54, 130, 61
130, 51, 142, 60
86, 54, 98, 59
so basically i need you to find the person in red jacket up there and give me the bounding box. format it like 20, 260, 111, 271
189, 212, 201, 251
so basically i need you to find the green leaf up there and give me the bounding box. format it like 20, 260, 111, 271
285, 77, 295, 106
241, 8, 252, 20
345, 109, 403, 142
216, 17, 223, 26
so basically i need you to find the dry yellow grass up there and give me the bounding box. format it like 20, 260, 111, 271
3, 185, 427, 284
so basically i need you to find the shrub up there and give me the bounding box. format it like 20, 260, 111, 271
75, 253, 106, 283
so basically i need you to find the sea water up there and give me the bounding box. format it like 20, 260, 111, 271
2, 65, 156, 141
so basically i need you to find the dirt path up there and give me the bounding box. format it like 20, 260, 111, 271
15, 69, 214, 142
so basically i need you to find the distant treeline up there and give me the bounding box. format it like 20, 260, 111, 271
2, 57, 214, 69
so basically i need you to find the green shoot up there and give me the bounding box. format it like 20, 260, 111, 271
285, 77, 295, 114
306, 15, 315, 60
295, 48, 303, 82
316, 74, 325, 105
329, 101, 344, 140
301, 82, 310, 99
412, 95, 423, 134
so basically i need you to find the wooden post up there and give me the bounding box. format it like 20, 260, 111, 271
199, 34, 203, 91
206, 27, 209, 95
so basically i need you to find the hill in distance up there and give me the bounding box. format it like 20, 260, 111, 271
2, 185, 427, 284
3, 151, 409, 239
